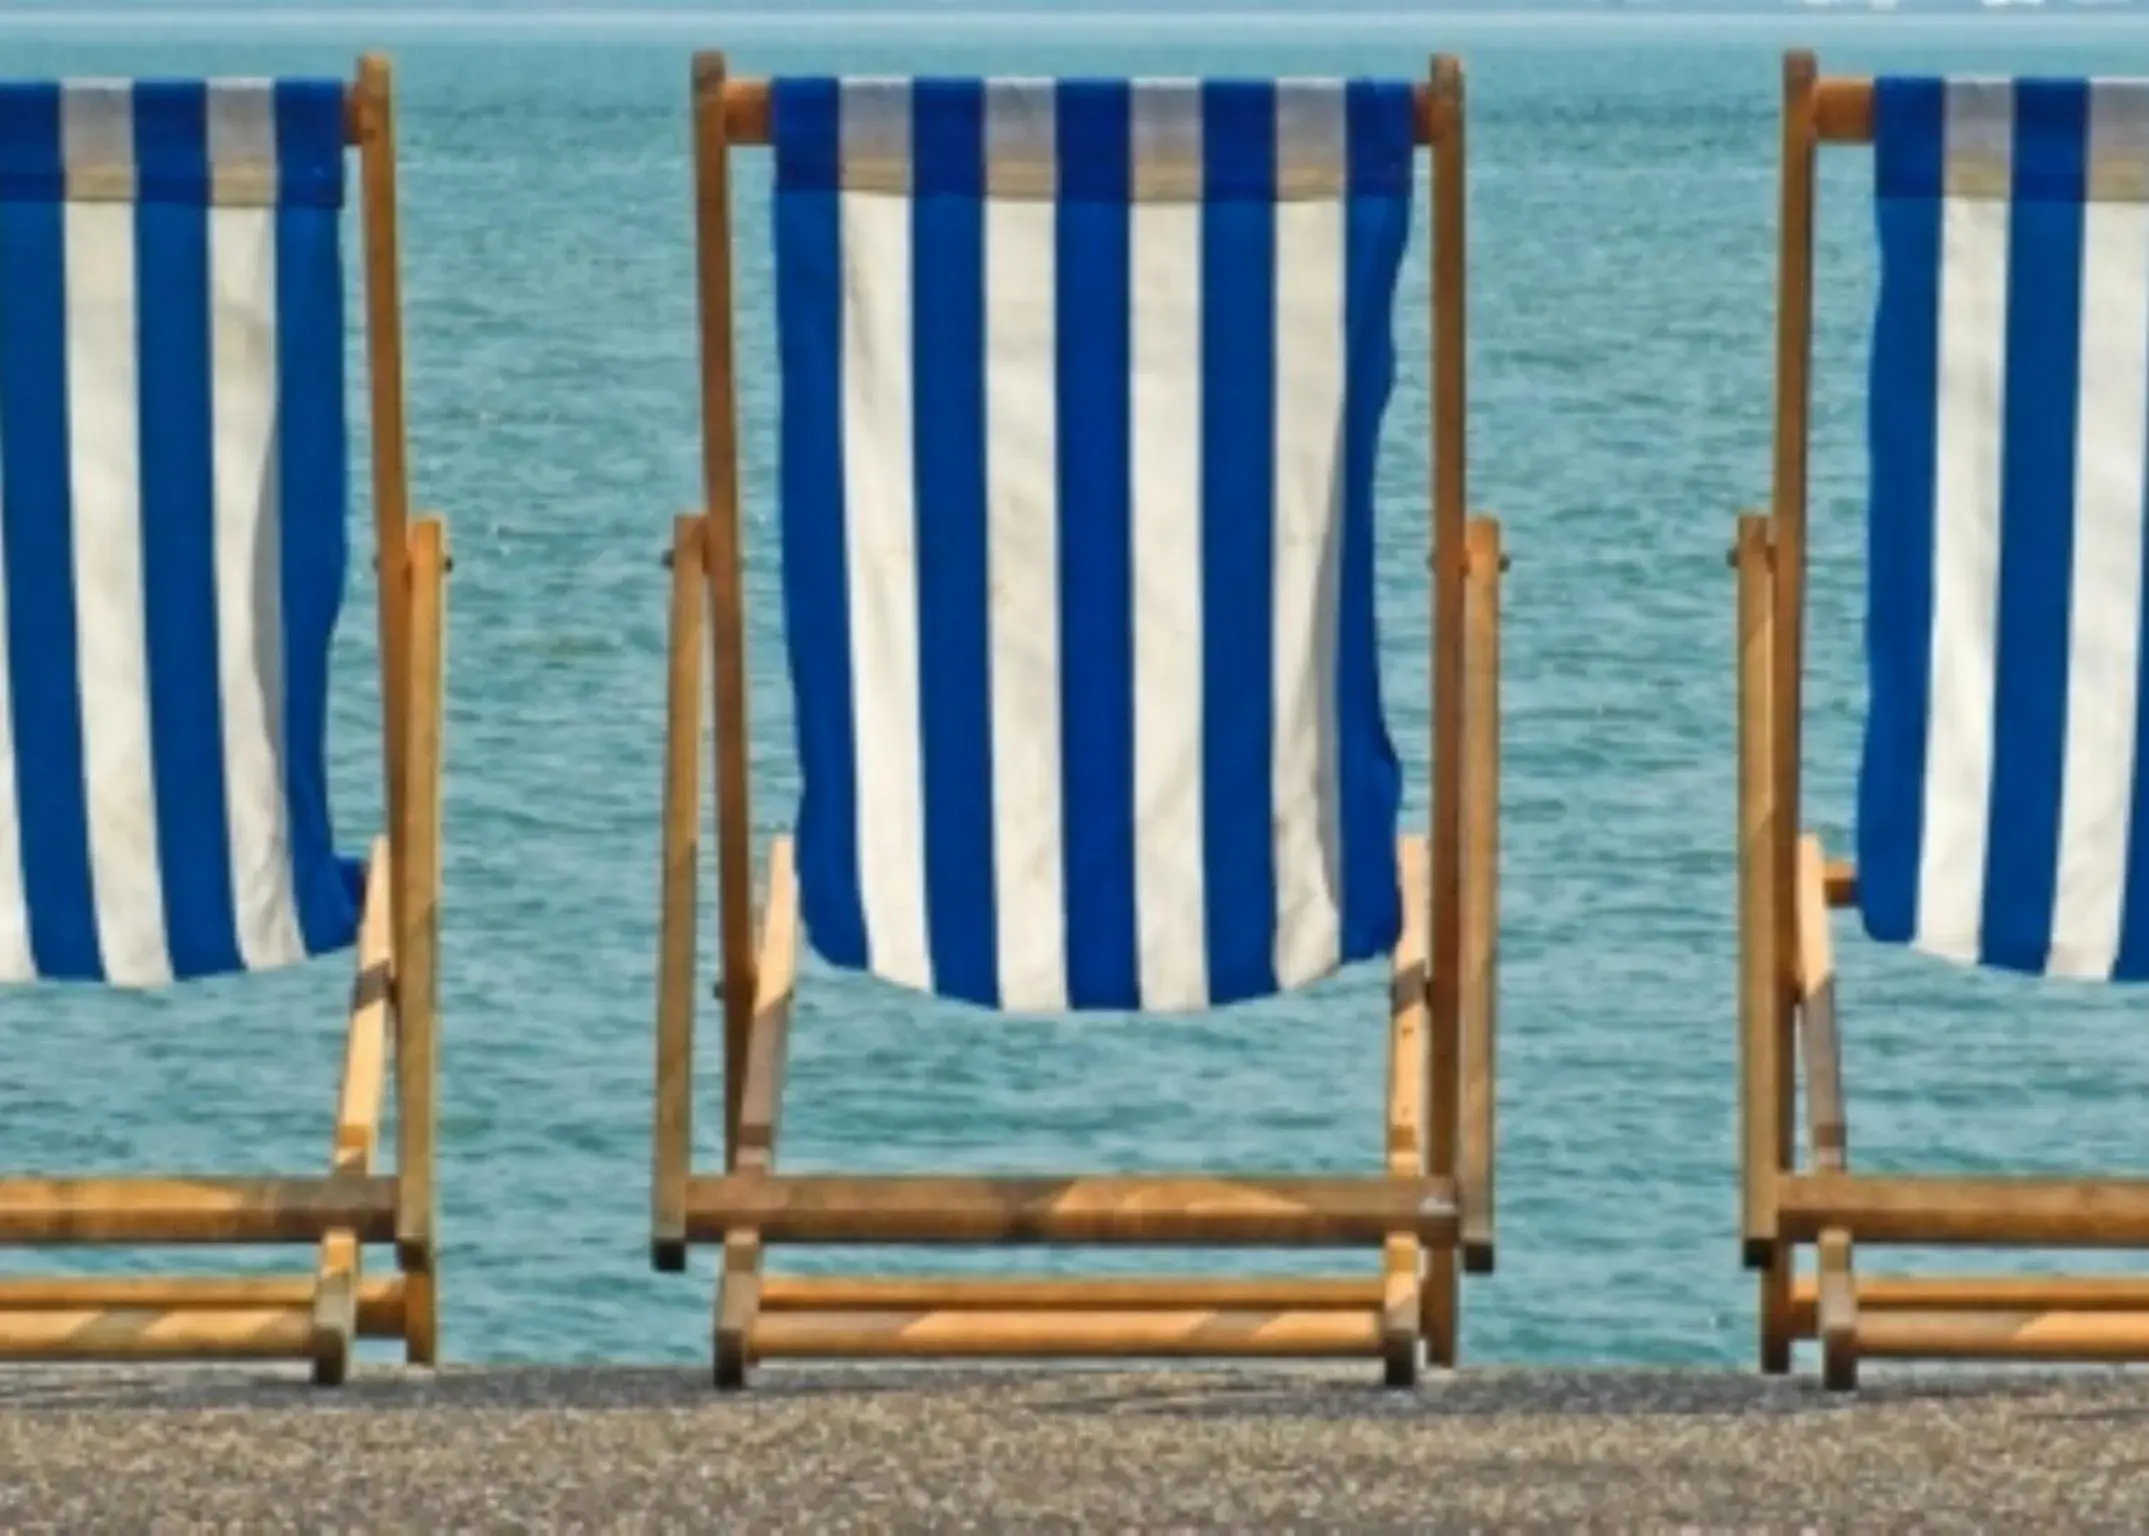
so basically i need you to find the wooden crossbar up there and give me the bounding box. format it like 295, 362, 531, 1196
1814, 79, 1873, 144
1856, 1310, 2149, 1362
759, 1277, 1384, 1311
1795, 1275, 2149, 1319
1780, 1174, 2149, 1247
708, 77, 1449, 148
0, 1308, 318, 1362
0, 1177, 398, 1246
750, 1308, 1387, 1360
0, 1275, 406, 1335
689, 1175, 1458, 1247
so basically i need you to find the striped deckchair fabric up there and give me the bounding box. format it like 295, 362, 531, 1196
0, 78, 360, 986
1861, 76, 2149, 981
771, 78, 1413, 1012
660, 55, 1498, 1391
0, 61, 445, 1385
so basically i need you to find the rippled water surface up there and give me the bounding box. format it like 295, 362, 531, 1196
5, 8, 2149, 1366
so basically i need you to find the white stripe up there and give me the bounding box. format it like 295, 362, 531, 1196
63, 85, 170, 986
1915, 81, 2013, 966
982, 84, 1067, 1011
205, 77, 278, 203
2049, 86, 2149, 978
838, 83, 930, 991
1270, 83, 1349, 990
208, 84, 304, 971
1129, 84, 1209, 1010
0, 393, 30, 981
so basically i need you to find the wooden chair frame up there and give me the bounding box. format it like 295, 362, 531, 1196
0, 55, 448, 1385
1742, 49, 2149, 1390
654, 52, 1499, 1390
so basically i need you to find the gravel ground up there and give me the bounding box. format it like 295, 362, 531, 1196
2, 1364, 2145, 1530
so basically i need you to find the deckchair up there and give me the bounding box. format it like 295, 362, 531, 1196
0, 58, 446, 1384
654, 53, 1499, 1389
1744, 51, 2149, 1388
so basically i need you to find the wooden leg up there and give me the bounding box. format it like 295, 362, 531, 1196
311, 1232, 358, 1386
400, 1268, 439, 1366
1817, 1229, 1858, 1390
712, 838, 799, 1390
1759, 1246, 1794, 1374
1384, 836, 1430, 1387
654, 515, 707, 1273
714, 1231, 760, 1390
1421, 837, 1458, 1365
1758, 993, 1798, 1374
1735, 515, 1783, 1272
394, 518, 447, 1296
313, 843, 394, 1386
1796, 835, 1855, 1390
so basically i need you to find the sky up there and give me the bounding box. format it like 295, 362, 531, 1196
10, 0, 2141, 14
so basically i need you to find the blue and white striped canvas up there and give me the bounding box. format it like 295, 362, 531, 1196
1863, 76, 2149, 980
772, 78, 1414, 1012
0, 79, 361, 986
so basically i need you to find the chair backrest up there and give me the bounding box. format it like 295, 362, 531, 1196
0, 79, 361, 986
1861, 75, 2149, 980
769, 77, 1419, 1012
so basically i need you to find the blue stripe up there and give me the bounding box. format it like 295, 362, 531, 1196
908, 80, 998, 1007
269, 79, 346, 209
773, 78, 869, 972
773, 76, 841, 192
1199, 81, 1278, 1004
273, 80, 361, 956
134, 81, 243, 979
0, 83, 65, 203
1858, 77, 1946, 949
0, 84, 101, 980
1336, 81, 1409, 963
1978, 79, 2089, 974
1054, 81, 1139, 1009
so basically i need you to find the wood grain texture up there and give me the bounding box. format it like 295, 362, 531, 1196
1458, 517, 1501, 1275
692, 52, 759, 1173
652, 515, 706, 1267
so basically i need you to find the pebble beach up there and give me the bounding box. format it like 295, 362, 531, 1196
4, 1364, 2147, 1529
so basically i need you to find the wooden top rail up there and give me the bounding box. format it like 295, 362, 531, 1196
699, 68, 1446, 148
1816, 78, 1874, 144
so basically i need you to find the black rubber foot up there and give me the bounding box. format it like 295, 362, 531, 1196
1743, 1237, 1776, 1271
652, 1240, 688, 1274
1462, 1244, 1495, 1277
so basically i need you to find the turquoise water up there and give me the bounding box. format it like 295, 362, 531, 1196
6, 7, 2149, 1368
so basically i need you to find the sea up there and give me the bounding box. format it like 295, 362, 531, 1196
4, 2, 2149, 1369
